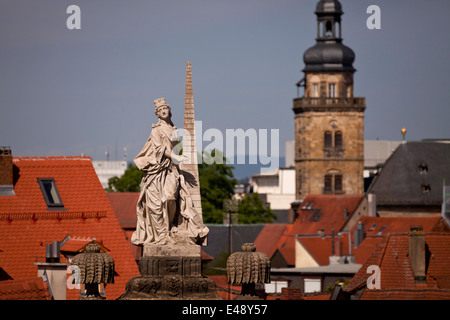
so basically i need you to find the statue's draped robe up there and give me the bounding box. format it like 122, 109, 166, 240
131, 121, 208, 246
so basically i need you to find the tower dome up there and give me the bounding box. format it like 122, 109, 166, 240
303, 42, 355, 72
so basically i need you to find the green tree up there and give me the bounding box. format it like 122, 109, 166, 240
198, 150, 238, 224
237, 193, 276, 224
106, 163, 143, 192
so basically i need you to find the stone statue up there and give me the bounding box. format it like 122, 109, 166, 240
120, 63, 220, 300
131, 97, 209, 247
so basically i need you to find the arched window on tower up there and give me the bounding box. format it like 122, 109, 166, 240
335, 131, 343, 148
324, 130, 344, 158
324, 131, 333, 149
324, 170, 344, 194
324, 174, 333, 193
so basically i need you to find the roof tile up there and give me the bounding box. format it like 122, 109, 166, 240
345, 232, 450, 299
0, 157, 139, 300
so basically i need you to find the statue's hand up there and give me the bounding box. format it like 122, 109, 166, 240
172, 154, 189, 165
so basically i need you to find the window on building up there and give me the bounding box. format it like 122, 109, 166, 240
37, 178, 65, 209
335, 131, 343, 148
324, 131, 333, 148
334, 175, 343, 192
324, 175, 333, 193
312, 83, 319, 97
304, 278, 321, 293
421, 183, 431, 193
328, 83, 336, 98
324, 130, 343, 154
418, 162, 428, 174
265, 280, 289, 294
324, 172, 344, 194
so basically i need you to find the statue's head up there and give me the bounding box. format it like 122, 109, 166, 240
154, 97, 172, 118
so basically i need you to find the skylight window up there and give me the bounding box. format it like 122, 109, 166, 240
376, 225, 388, 235
37, 178, 65, 210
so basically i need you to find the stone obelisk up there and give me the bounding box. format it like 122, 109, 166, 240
180, 61, 203, 218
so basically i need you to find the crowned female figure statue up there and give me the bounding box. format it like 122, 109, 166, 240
131, 97, 209, 246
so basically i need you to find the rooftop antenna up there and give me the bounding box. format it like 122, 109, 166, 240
115, 139, 118, 161
105, 146, 109, 161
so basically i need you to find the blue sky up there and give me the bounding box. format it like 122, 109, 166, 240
1, 0, 449, 177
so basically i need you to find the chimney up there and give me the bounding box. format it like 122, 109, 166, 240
409, 225, 426, 283
353, 221, 365, 248
36, 240, 68, 300
368, 193, 377, 217
0, 147, 14, 196
331, 228, 335, 256
46, 241, 61, 263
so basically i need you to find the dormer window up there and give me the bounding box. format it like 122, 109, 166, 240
37, 178, 65, 210
418, 162, 428, 174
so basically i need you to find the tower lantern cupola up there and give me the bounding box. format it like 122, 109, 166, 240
303, 0, 355, 73
315, 0, 343, 41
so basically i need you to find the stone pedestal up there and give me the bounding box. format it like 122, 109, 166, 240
119, 244, 220, 300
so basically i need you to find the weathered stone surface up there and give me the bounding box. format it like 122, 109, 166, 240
143, 244, 201, 258
226, 243, 270, 300
119, 252, 220, 300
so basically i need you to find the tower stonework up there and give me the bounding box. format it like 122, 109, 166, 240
293, 0, 365, 200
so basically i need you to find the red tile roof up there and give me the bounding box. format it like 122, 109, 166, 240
295, 194, 364, 235
297, 233, 350, 265
351, 236, 384, 264
0, 157, 139, 300
255, 196, 445, 269
106, 192, 139, 229
344, 232, 450, 299
256, 194, 363, 266
350, 216, 443, 265
0, 278, 51, 300
254, 224, 291, 258
352, 216, 442, 237
360, 288, 450, 300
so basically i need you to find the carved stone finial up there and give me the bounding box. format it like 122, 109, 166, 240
226, 242, 271, 300
70, 242, 115, 300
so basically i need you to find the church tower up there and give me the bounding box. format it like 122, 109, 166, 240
293, 0, 365, 200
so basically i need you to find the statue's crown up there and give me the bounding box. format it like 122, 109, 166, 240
154, 97, 169, 110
